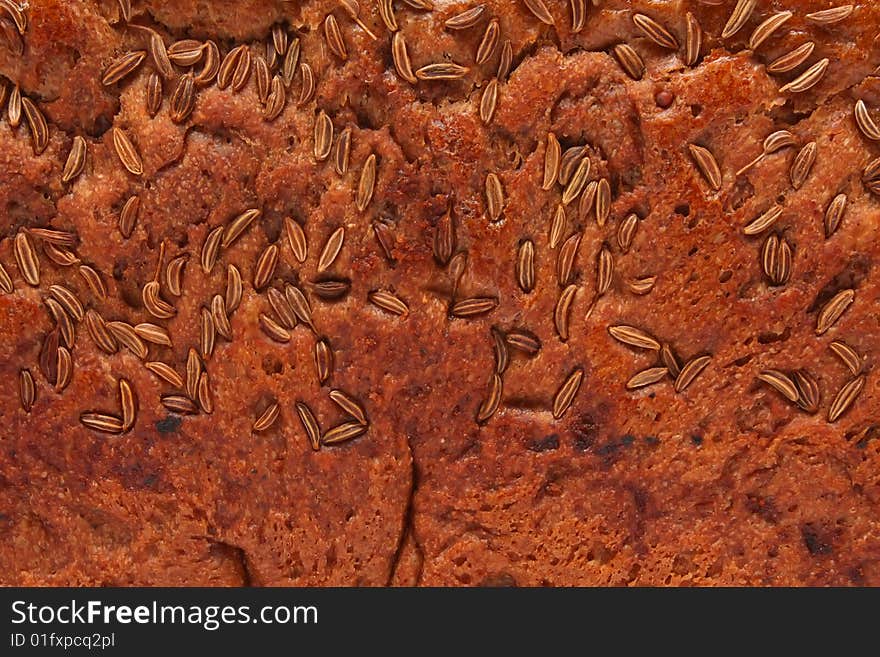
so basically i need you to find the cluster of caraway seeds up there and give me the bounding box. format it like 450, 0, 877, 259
1, 0, 872, 447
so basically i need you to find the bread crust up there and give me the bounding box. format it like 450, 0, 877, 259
1, 1, 879, 586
